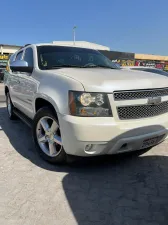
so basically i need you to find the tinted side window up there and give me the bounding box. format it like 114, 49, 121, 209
145, 69, 168, 75
24, 48, 34, 67
131, 68, 145, 71
16, 51, 23, 60
132, 68, 168, 76
143, 69, 155, 73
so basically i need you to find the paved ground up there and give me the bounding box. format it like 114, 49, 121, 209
0, 83, 5, 102
0, 103, 168, 225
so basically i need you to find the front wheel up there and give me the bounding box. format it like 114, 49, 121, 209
33, 107, 67, 164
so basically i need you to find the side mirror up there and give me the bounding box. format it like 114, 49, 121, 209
10, 60, 33, 73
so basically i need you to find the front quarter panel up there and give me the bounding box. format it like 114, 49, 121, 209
34, 70, 84, 115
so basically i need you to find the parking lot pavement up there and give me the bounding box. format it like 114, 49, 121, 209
0, 103, 168, 225
0, 83, 5, 102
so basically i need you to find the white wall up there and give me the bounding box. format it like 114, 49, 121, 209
52, 41, 110, 51
0, 46, 3, 54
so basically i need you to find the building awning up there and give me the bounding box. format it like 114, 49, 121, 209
135, 53, 168, 61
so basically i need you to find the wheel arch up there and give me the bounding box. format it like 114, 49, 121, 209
5, 86, 9, 95
34, 95, 60, 116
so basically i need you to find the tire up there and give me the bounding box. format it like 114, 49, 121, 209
33, 107, 67, 164
6, 92, 17, 120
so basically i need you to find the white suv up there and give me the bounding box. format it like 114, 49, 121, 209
4, 43, 168, 163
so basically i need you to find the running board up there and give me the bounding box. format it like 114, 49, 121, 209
13, 108, 33, 128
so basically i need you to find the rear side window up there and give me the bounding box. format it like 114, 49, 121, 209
144, 68, 168, 76
23, 48, 34, 67
9, 54, 15, 64
131, 68, 168, 76
16, 51, 23, 61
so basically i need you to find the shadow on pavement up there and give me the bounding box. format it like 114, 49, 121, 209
1, 106, 168, 224
62, 154, 168, 225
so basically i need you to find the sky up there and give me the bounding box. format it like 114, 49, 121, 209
1, 0, 168, 55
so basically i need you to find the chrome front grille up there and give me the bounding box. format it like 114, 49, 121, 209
114, 88, 168, 101
117, 101, 168, 120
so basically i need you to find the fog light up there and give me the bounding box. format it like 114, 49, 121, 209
85, 144, 93, 151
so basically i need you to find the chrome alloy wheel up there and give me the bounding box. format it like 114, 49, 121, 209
36, 116, 62, 157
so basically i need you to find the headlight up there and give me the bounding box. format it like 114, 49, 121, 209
69, 91, 112, 117
79, 93, 93, 106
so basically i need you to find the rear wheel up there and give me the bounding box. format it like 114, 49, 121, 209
33, 107, 67, 164
6, 93, 17, 120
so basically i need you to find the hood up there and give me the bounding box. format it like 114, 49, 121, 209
51, 68, 168, 92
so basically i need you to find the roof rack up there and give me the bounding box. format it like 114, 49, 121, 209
24, 44, 31, 47
19, 44, 31, 50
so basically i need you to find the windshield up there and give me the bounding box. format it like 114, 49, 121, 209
37, 46, 119, 70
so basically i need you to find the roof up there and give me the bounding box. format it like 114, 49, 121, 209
13, 43, 104, 54
33, 43, 101, 51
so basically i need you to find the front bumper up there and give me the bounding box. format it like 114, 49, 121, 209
58, 113, 168, 157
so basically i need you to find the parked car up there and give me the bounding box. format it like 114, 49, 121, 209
0, 68, 5, 82
122, 66, 168, 76
4, 44, 168, 163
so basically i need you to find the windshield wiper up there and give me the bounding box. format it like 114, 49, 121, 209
44, 64, 117, 70
44, 65, 85, 69
83, 65, 115, 69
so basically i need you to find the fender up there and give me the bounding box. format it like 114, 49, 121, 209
34, 93, 59, 115
33, 73, 84, 115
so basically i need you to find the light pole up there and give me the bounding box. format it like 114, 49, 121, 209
73, 26, 77, 45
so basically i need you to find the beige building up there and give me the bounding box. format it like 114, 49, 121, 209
135, 53, 168, 61
52, 41, 110, 51
0, 44, 21, 55
0, 44, 21, 70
